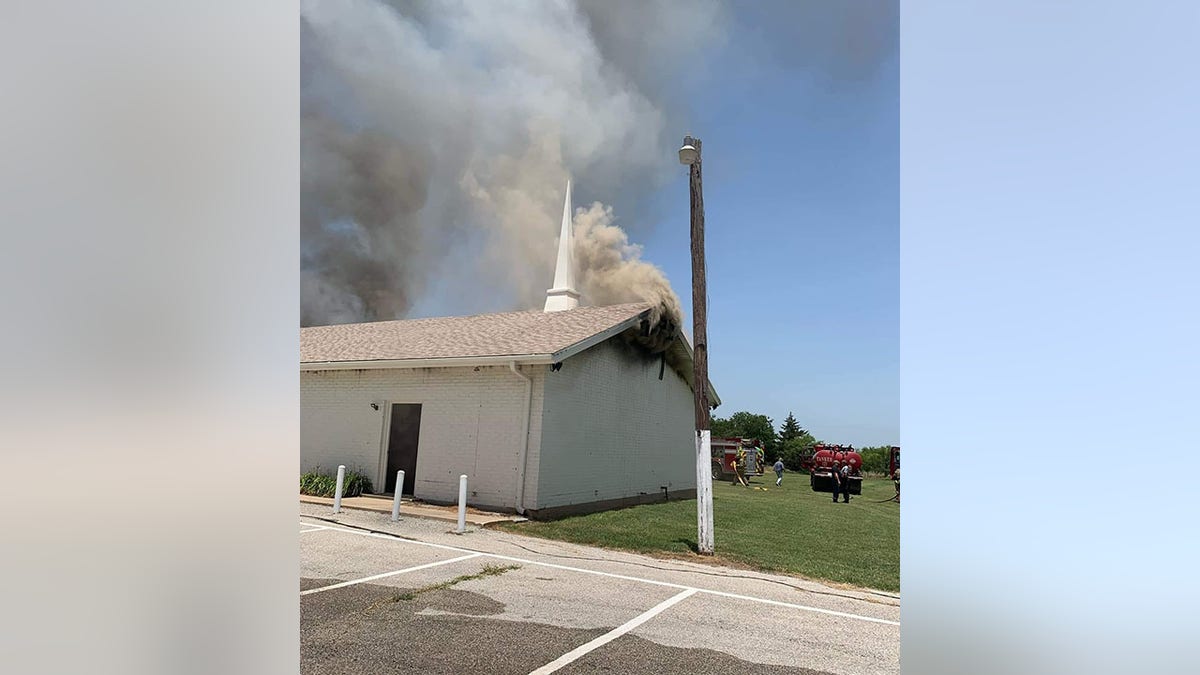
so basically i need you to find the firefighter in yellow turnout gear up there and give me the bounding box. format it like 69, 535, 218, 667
733, 444, 750, 486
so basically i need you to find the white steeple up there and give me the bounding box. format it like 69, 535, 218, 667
543, 179, 580, 312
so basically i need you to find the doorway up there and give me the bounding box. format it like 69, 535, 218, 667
385, 403, 421, 494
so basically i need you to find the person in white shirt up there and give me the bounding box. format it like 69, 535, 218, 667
838, 462, 852, 503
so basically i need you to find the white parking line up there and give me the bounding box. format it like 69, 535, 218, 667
701, 589, 898, 624
299, 519, 900, 626
300, 526, 327, 533
527, 588, 698, 674
300, 552, 482, 596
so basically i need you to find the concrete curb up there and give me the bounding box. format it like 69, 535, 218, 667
299, 494, 526, 526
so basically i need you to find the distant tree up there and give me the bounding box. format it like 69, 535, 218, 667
856, 445, 892, 475
710, 411, 778, 454
779, 433, 818, 471
710, 415, 736, 439
778, 412, 806, 445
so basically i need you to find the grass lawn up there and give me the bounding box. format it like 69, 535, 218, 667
494, 475, 899, 592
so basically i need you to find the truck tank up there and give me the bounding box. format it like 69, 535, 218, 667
809, 445, 863, 495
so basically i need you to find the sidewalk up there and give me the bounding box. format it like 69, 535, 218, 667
299, 493, 525, 526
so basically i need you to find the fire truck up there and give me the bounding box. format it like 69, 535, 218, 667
711, 437, 765, 481
807, 443, 863, 496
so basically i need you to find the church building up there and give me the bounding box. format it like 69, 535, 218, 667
300, 183, 718, 518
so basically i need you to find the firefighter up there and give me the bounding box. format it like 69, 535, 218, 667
734, 445, 748, 486
831, 461, 842, 503
839, 461, 852, 503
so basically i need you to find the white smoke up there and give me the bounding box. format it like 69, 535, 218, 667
300, 0, 725, 327
573, 202, 683, 335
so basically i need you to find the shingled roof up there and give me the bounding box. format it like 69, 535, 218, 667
301, 303, 653, 365
301, 301, 720, 406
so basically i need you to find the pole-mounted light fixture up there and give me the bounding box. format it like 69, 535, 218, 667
679, 135, 699, 165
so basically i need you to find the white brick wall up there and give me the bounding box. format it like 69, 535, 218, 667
301, 337, 696, 514
300, 365, 545, 510
536, 339, 696, 509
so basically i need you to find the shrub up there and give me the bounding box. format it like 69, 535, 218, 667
779, 437, 816, 472
300, 472, 335, 497
857, 446, 889, 475
300, 468, 374, 498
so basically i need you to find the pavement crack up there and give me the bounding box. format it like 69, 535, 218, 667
365, 563, 521, 612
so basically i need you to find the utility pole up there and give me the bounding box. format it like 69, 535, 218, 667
679, 135, 714, 555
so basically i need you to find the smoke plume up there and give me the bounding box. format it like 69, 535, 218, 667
573, 202, 683, 351
300, 0, 725, 329
300, 112, 430, 326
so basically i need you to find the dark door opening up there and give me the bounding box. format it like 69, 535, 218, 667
385, 403, 421, 494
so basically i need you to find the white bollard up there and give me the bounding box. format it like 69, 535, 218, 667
391, 470, 405, 522
333, 464, 346, 514
456, 474, 468, 534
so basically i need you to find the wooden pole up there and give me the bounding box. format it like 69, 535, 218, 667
685, 135, 715, 555
689, 137, 710, 430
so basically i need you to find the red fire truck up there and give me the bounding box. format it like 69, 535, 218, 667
807, 443, 863, 496
710, 437, 765, 481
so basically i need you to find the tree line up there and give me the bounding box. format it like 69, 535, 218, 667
710, 411, 895, 475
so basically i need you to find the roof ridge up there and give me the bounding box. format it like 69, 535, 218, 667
300, 302, 654, 364
300, 301, 652, 331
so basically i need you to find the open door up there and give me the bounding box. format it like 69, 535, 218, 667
385, 403, 421, 494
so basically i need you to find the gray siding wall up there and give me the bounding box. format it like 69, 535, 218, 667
300, 365, 546, 510
535, 338, 696, 510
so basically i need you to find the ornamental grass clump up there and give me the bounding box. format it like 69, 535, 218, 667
300, 468, 374, 498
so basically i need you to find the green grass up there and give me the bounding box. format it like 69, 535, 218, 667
495, 476, 899, 592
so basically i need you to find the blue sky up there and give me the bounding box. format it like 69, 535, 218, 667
640, 6, 899, 447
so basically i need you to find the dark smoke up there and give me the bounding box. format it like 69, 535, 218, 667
300, 2, 895, 329
300, 112, 431, 326
300, 0, 725, 328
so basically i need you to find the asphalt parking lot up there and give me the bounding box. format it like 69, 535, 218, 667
300, 503, 900, 674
